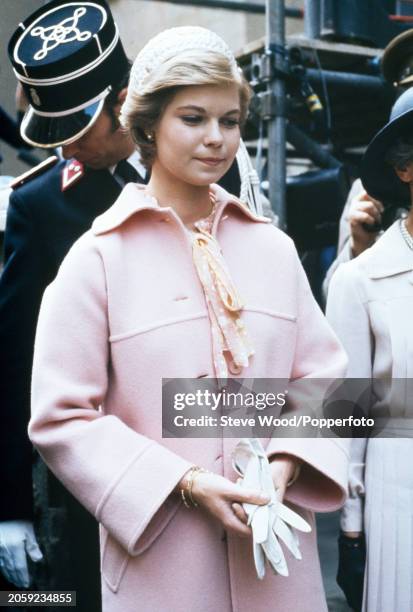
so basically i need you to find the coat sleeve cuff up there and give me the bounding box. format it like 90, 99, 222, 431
266, 437, 349, 512
96, 442, 193, 556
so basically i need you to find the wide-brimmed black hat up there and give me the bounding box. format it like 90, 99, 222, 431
382, 29, 413, 87
361, 87, 413, 205
8, 0, 129, 148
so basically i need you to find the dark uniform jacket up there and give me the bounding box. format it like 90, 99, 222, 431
0, 159, 127, 610
0, 160, 126, 519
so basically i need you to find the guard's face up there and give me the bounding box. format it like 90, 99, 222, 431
61, 105, 130, 169
152, 84, 241, 186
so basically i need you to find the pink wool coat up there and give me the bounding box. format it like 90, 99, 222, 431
29, 183, 349, 612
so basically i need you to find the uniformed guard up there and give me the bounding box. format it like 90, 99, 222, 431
0, 2, 139, 611
381, 29, 413, 88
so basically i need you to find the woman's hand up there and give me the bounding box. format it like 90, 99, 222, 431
179, 471, 269, 538
347, 190, 383, 256
269, 454, 301, 502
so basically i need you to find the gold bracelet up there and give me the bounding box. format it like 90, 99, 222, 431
180, 466, 210, 509
180, 467, 195, 508
180, 485, 191, 509
188, 467, 210, 507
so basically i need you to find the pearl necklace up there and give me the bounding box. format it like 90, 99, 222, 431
399, 219, 413, 251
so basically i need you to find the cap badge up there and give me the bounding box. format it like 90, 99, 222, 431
31, 7, 92, 61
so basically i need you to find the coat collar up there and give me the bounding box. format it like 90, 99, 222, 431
92, 182, 270, 236
360, 220, 413, 279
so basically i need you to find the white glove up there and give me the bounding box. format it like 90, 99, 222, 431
232, 439, 311, 579
0, 520, 43, 588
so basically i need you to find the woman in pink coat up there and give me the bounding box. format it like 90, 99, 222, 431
29, 27, 349, 612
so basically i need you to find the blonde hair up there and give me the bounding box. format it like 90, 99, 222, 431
120, 47, 251, 169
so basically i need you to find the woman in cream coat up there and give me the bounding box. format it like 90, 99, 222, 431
29, 27, 349, 612
327, 87, 413, 612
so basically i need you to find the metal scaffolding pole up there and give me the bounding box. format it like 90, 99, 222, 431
304, 0, 321, 38
266, 0, 287, 228
286, 124, 341, 169
306, 68, 387, 92
140, 0, 302, 18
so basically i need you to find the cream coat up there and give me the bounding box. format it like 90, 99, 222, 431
29, 184, 349, 612
327, 220, 413, 612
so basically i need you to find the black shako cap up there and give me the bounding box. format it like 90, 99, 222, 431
361, 87, 413, 206
381, 29, 413, 87
8, 0, 129, 147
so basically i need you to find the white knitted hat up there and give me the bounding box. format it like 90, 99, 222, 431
127, 26, 239, 97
